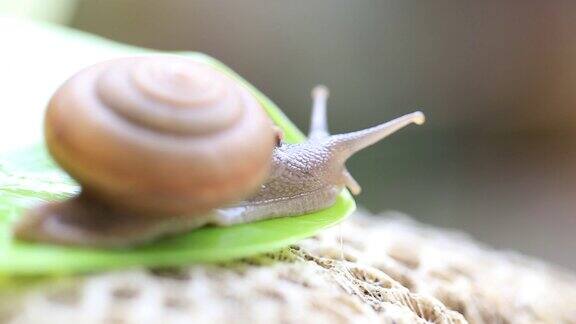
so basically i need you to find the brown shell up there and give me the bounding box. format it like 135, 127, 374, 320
45, 56, 276, 216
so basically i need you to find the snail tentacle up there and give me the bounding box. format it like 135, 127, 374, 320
309, 85, 330, 140
309, 85, 362, 195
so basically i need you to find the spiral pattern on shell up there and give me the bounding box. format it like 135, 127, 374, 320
45, 56, 276, 216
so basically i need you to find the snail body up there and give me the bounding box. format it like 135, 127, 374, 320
15, 56, 424, 247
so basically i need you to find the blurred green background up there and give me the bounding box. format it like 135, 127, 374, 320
2, 1, 575, 270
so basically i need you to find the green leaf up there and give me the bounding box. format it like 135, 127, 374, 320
0, 20, 355, 276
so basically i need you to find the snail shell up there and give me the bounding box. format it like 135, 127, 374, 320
45, 56, 276, 216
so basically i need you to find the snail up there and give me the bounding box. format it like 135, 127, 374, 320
14, 56, 425, 248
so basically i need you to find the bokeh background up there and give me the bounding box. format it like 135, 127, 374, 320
2, 1, 576, 270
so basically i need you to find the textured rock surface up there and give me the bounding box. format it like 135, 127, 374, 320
1, 211, 575, 324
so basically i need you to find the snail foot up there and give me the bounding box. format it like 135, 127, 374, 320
13, 196, 210, 248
